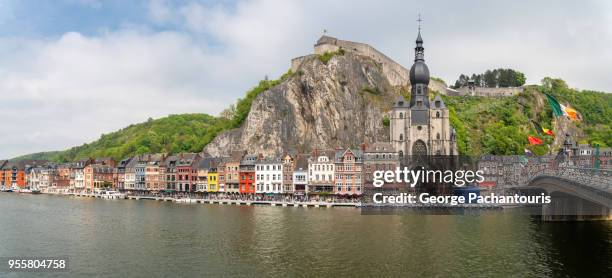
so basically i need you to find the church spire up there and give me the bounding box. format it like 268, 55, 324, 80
408, 13, 431, 111
415, 14, 424, 62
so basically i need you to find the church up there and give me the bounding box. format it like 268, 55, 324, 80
390, 29, 457, 156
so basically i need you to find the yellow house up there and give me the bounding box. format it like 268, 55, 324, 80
207, 171, 218, 192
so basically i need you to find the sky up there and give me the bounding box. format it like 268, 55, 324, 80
1, 0, 611, 159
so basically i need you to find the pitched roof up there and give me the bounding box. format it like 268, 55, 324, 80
294, 154, 311, 170
176, 153, 199, 166
393, 96, 408, 107
365, 142, 394, 153
197, 157, 214, 170
432, 95, 446, 108
335, 148, 363, 162
256, 156, 282, 164
241, 154, 259, 166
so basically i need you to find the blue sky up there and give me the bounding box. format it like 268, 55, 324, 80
0, 0, 611, 159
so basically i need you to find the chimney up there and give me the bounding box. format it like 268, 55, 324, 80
360, 143, 366, 152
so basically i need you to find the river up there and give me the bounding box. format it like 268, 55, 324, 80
0, 193, 610, 277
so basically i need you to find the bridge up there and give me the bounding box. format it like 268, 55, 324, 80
510, 164, 612, 221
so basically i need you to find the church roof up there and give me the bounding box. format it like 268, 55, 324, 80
416, 30, 423, 44
393, 96, 409, 107
432, 95, 446, 109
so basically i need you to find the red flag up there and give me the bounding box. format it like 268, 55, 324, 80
542, 128, 555, 137
528, 136, 543, 145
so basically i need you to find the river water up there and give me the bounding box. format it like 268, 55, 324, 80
0, 193, 610, 277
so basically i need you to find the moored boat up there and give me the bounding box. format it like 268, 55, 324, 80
100, 190, 125, 199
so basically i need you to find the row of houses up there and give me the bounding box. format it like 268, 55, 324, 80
2, 143, 609, 195
0, 143, 400, 196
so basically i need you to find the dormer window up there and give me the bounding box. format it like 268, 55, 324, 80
398, 101, 404, 106
435, 101, 441, 108
417, 101, 422, 108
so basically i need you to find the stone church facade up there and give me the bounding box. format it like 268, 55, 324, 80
390, 30, 457, 156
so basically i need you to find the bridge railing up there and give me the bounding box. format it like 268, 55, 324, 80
522, 166, 612, 192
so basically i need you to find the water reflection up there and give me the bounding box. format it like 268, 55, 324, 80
0, 194, 609, 277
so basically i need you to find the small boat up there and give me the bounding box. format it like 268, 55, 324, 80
1, 187, 14, 193
100, 190, 125, 199
17, 188, 42, 194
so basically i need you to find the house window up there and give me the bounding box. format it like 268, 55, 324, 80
417, 101, 422, 108
435, 101, 441, 108
436, 111, 440, 118
399, 112, 403, 119
399, 134, 403, 141
436, 133, 440, 140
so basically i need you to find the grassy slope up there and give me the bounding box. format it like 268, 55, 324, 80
442, 82, 611, 156
13, 114, 228, 162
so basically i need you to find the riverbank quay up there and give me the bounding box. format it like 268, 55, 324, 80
20, 190, 362, 208
5, 190, 514, 210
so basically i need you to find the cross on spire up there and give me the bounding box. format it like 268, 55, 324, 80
417, 13, 423, 32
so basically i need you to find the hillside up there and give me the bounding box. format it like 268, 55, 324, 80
13, 114, 228, 162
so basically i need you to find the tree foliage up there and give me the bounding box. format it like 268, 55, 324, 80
539, 77, 612, 147
452, 68, 526, 89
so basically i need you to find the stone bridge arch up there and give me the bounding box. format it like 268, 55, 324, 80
526, 176, 612, 221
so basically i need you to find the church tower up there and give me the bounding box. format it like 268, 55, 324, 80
390, 25, 457, 156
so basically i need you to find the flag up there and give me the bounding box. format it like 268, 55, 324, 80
545, 93, 564, 118
542, 128, 555, 137
528, 136, 543, 145
532, 121, 544, 134
545, 93, 580, 120
561, 104, 579, 120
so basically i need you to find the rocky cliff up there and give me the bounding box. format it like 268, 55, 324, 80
205, 51, 446, 157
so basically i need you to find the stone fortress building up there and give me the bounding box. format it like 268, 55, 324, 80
389, 29, 457, 156
293, 33, 522, 98
447, 82, 523, 97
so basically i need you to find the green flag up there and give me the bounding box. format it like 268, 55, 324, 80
531, 120, 544, 134
545, 93, 564, 118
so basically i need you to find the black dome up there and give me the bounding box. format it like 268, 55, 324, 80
409, 61, 430, 85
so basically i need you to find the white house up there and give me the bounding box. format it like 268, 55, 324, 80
255, 157, 283, 194
307, 151, 335, 193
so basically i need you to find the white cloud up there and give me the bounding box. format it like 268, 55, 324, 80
1, 0, 611, 158
147, 0, 177, 25
0, 31, 230, 158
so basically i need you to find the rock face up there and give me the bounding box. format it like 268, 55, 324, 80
204, 51, 445, 157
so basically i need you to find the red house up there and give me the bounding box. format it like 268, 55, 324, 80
239, 154, 258, 194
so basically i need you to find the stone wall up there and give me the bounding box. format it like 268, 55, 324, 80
313, 38, 409, 87
452, 86, 523, 97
